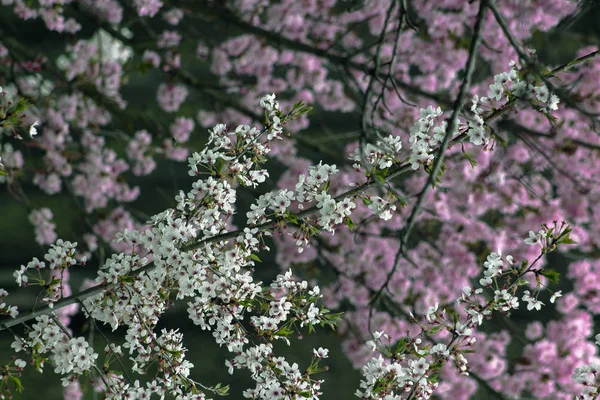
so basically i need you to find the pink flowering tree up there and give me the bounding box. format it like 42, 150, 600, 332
0, 0, 599, 399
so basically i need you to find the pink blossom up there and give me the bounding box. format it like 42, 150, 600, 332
157, 83, 188, 113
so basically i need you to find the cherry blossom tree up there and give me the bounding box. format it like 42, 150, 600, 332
0, 0, 599, 399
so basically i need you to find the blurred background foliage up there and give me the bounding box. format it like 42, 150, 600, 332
0, 1, 599, 399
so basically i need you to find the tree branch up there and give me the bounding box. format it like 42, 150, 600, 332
370, 0, 489, 325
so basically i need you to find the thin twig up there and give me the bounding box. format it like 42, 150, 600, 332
369, 0, 490, 330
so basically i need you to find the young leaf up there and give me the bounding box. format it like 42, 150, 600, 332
463, 151, 478, 168
345, 216, 356, 231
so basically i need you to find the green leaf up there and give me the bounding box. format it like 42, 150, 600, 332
321, 312, 344, 330
374, 173, 386, 184
462, 151, 478, 168
545, 113, 558, 124
14, 97, 29, 114
437, 162, 447, 184
426, 162, 446, 186
556, 229, 577, 245
372, 378, 389, 393
391, 192, 408, 207
238, 299, 253, 307
345, 216, 356, 231
307, 224, 321, 236
10, 376, 23, 393
48, 278, 62, 286
427, 325, 443, 335
249, 254, 262, 263
393, 337, 409, 355
285, 213, 300, 225
213, 383, 230, 396
372, 168, 388, 184
540, 268, 560, 284
559, 237, 578, 244
275, 325, 294, 336
286, 101, 313, 122
214, 157, 225, 174
236, 175, 248, 187
361, 197, 373, 206
519, 260, 528, 273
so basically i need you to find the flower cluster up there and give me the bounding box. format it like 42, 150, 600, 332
170, 116, 195, 143
127, 130, 156, 176
28, 208, 57, 246
11, 315, 98, 387
355, 223, 577, 399
0, 97, 335, 398
408, 106, 447, 170
0, 85, 39, 142
0, 289, 18, 318
261, 93, 284, 140
349, 135, 403, 171
13, 239, 84, 288
466, 62, 560, 146
573, 334, 600, 399
1, 0, 81, 33
224, 271, 333, 399
157, 83, 189, 113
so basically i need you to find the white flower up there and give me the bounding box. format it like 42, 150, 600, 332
420, 106, 442, 119
2, 304, 19, 318
249, 170, 268, 185
411, 357, 429, 376
259, 93, 280, 121
550, 290, 562, 304
11, 337, 24, 352
13, 266, 28, 286
524, 230, 544, 245
29, 121, 39, 137
523, 290, 544, 311
488, 82, 504, 101
467, 309, 483, 326
534, 85, 549, 103
456, 322, 472, 337
430, 343, 449, 357
366, 340, 377, 352
512, 80, 528, 98
426, 302, 438, 323
313, 347, 329, 358
373, 331, 388, 340
548, 94, 560, 110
